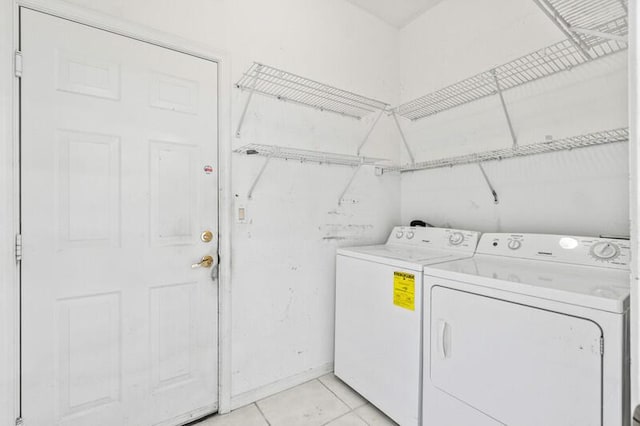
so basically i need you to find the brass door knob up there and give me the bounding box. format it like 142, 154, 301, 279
191, 255, 214, 269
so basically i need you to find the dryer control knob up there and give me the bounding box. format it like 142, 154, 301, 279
406, 232, 415, 240
507, 240, 522, 250
396, 231, 404, 239
449, 232, 465, 246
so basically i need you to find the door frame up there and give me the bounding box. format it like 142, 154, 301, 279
631, 0, 640, 420
0, 1, 234, 423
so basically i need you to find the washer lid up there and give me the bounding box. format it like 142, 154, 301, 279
337, 245, 472, 271
425, 254, 630, 313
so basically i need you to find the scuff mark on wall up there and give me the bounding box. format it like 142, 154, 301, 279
320, 223, 374, 241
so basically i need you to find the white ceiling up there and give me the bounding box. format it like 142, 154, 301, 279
344, 0, 445, 28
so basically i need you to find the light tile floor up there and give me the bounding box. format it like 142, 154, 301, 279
194, 374, 397, 426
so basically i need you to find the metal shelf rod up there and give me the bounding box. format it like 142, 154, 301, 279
247, 149, 275, 200
492, 69, 518, 148
357, 109, 385, 156
235, 64, 262, 138
392, 111, 415, 164
338, 163, 364, 206
478, 164, 499, 205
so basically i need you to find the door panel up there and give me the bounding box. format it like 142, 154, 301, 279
430, 286, 602, 426
21, 9, 219, 426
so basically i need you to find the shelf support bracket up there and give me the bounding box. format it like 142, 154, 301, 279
357, 109, 384, 156
247, 149, 275, 200
392, 111, 416, 165
236, 65, 262, 138
570, 27, 628, 43
478, 163, 499, 205
491, 69, 518, 149
531, 0, 592, 59
338, 162, 364, 205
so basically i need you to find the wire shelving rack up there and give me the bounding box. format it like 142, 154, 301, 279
533, 0, 628, 56
234, 63, 391, 139
395, 0, 628, 122
395, 38, 627, 122
234, 144, 394, 204
234, 144, 388, 167
398, 128, 628, 172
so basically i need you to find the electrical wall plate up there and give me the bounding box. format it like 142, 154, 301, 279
236, 204, 248, 224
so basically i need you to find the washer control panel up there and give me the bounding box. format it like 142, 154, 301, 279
477, 233, 630, 269
387, 226, 480, 251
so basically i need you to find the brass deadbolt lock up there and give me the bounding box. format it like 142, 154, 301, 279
201, 230, 214, 243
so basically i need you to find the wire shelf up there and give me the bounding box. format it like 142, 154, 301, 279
234, 144, 390, 168
399, 128, 628, 172
395, 33, 627, 122
535, 0, 628, 49
235, 63, 390, 120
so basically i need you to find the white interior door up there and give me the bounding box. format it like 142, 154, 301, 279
20, 9, 219, 426
430, 286, 602, 426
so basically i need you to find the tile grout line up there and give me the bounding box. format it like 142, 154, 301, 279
317, 377, 355, 410
316, 377, 371, 426
320, 410, 365, 426
253, 401, 272, 426
351, 408, 372, 426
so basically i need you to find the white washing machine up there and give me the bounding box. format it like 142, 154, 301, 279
334, 226, 480, 426
422, 233, 630, 426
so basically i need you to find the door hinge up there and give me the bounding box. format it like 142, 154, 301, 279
15, 234, 22, 262
14, 51, 23, 78
15, 416, 23, 426
600, 337, 605, 356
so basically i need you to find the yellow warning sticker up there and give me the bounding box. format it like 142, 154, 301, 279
393, 271, 415, 311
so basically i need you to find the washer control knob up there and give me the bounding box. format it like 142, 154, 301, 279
507, 239, 522, 250
396, 231, 404, 239
406, 232, 415, 240
449, 232, 465, 246
590, 241, 620, 261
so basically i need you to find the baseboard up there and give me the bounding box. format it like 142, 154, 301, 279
230, 362, 334, 410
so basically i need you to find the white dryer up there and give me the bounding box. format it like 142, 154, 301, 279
335, 226, 480, 426
422, 233, 630, 426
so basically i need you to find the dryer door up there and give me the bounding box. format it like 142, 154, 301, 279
430, 286, 602, 426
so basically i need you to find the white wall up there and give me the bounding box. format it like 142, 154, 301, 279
398, 0, 629, 237
225, 1, 401, 403
43, 0, 402, 407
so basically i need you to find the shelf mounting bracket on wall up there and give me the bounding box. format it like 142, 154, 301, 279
235, 64, 262, 138
569, 27, 628, 43
247, 148, 275, 200
392, 111, 416, 165
356, 109, 385, 156
338, 162, 364, 206
478, 163, 499, 205
491, 69, 518, 149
